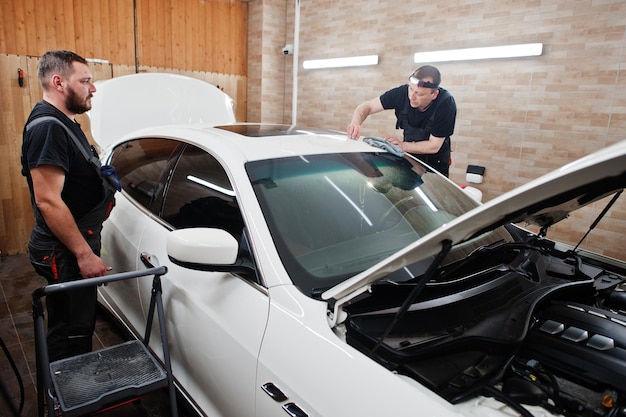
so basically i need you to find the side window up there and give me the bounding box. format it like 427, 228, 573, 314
109, 138, 182, 213
162, 145, 244, 239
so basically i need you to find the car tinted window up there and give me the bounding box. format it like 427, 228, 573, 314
109, 138, 182, 212
162, 144, 244, 239
247, 153, 511, 296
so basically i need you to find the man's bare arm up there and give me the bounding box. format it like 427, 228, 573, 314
386, 134, 445, 155
347, 97, 385, 139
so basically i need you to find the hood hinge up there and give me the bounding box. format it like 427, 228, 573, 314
327, 284, 371, 328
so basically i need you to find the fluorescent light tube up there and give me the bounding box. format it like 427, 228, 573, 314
187, 175, 236, 196
414, 43, 543, 63
303, 55, 379, 69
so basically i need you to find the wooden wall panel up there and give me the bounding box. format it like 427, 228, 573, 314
12, 0, 27, 53
0, 0, 15, 53
189, 1, 203, 70
0, 55, 34, 256
1, 0, 247, 72
0, 54, 247, 255
0, 0, 249, 255
133, 0, 247, 75
0, 0, 136, 64
32, 1, 49, 53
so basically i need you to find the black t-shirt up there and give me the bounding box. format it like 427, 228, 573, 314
380, 85, 456, 139
22, 101, 104, 223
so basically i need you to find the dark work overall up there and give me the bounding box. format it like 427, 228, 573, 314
25, 117, 118, 361
396, 90, 451, 177
29, 192, 115, 361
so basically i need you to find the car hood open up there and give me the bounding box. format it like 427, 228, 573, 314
88, 73, 236, 149
322, 140, 626, 305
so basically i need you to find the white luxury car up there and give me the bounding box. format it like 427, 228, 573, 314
92, 74, 626, 417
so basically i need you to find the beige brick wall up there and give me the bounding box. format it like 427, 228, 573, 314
247, 0, 289, 124
249, 0, 626, 260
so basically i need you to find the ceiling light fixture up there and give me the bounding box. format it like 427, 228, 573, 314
413, 43, 543, 63
303, 55, 379, 70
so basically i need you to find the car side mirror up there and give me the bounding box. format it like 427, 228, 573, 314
166, 228, 239, 268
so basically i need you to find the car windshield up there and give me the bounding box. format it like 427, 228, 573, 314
247, 152, 510, 295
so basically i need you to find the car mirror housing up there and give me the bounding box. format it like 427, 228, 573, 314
166, 228, 239, 267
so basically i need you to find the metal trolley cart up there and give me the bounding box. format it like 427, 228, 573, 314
32, 265, 178, 417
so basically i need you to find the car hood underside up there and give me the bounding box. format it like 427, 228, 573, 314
323, 140, 626, 305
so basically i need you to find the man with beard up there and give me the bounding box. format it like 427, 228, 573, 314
21, 50, 116, 361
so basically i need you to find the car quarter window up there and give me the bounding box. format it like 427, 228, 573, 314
161, 144, 244, 240
109, 138, 183, 213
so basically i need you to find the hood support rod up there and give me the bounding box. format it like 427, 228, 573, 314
369, 239, 452, 356
573, 190, 622, 252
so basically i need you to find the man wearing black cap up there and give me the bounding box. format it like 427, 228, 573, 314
347, 65, 457, 176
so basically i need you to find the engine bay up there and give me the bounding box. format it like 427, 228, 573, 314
344, 232, 626, 417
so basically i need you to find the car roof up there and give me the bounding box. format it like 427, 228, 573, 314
105, 122, 378, 162
87, 73, 382, 160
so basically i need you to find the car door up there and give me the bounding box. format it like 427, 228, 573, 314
135, 143, 270, 417
100, 138, 183, 328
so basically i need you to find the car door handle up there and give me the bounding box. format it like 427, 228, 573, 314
140, 252, 157, 268
261, 382, 288, 402
282, 402, 308, 417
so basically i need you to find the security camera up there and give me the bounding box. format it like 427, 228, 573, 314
282, 44, 293, 55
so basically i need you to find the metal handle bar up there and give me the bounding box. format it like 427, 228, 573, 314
32, 266, 167, 301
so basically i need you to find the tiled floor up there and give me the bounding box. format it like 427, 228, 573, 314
0, 253, 182, 417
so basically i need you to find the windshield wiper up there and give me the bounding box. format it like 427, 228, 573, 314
369, 239, 452, 356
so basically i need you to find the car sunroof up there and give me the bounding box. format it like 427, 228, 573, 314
215, 124, 341, 137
